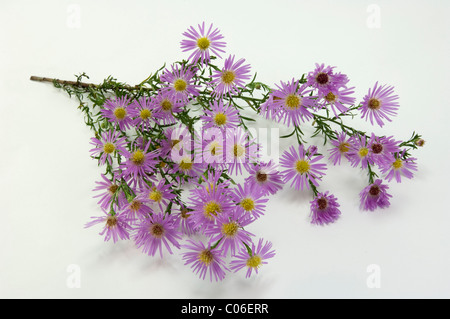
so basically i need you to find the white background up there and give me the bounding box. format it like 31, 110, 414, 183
1, 0, 449, 299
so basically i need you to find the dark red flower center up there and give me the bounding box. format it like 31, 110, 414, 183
371, 143, 383, 154
256, 171, 268, 182
369, 185, 380, 196
316, 73, 329, 85
317, 197, 328, 210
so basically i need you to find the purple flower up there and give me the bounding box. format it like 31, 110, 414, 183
317, 85, 356, 118
121, 198, 152, 222
367, 133, 400, 167
138, 179, 177, 213
347, 134, 373, 169
175, 204, 197, 236
359, 179, 392, 211
100, 96, 133, 131
89, 129, 127, 165
159, 125, 192, 158
195, 128, 226, 169
92, 173, 127, 211
230, 238, 275, 278
360, 82, 399, 127
160, 64, 200, 104
205, 209, 254, 256
119, 141, 159, 182
133, 212, 181, 258
211, 55, 251, 97
128, 96, 162, 130
379, 152, 418, 183
268, 79, 315, 127
328, 131, 352, 166
280, 144, 327, 191
224, 128, 259, 175
307, 63, 349, 93
151, 89, 184, 125
244, 161, 284, 196
309, 191, 341, 225
201, 99, 240, 131
232, 182, 269, 220
85, 210, 132, 243
180, 22, 226, 66
181, 240, 228, 282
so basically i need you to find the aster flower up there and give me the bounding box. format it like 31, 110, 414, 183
230, 238, 275, 278
120, 141, 159, 182
347, 134, 373, 169
359, 179, 392, 211
85, 210, 132, 243
128, 96, 162, 130
309, 191, 342, 225
195, 128, 226, 169
92, 173, 127, 211
211, 55, 251, 97
180, 22, 226, 66
328, 131, 352, 166
367, 133, 401, 167
268, 79, 316, 127
160, 64, 200, 104
306, 63, 349, 93
100, 95, 133, 131
181, 240, 228, 282
133, 212, 181, 258
201, 99, 240, 131
317, 85, 356, 118
244, 161, 284, 196
121, 198, 153, 222
360, 82, 399, 127
224, 128, 259, 175
159, 125, 193, 158
151, 89, 184, 125
138, 179, 177, 213
232, 182, 269, 220
169, 154, 205, 184
89, 129, 127, 166
280, 144, 327, 191
379, 152, 418, 183
175, 204, 197, 236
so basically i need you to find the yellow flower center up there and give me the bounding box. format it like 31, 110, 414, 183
160, 99, 173, 111
197, 37, 211, 50
113, 107, 127, 120
221, 222, 239, 237
233, 144, 245, 158
149, 189, 162, 202
198, 249, 214, 266
208, 141, 221, 156
173, 79, 187, 92
240, 198, 255, 211
368, 98, 381, 110
295, 160, 310, 174
339, 142, 350, 153
325, 91, 336, 103
392, 158, 403, 170
131, 150, 145, 165
140, 109, 152, 120
285, 94, 301, 109
179, 157, 193, 170
103, 142, 115, 154
358, 147, 369, 158
221, 71, 236, 84
246, 255, 262, 269
203, 201, 221, 220
214, 113, 227, 126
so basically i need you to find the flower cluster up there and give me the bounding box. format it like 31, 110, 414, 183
41, 22, 423, 282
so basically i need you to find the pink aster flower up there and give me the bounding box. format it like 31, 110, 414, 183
224, 128, 259, 175
181, 240, 228, 282
232, 182, 269, 220
180, 22, 226, 66
211, 55, 251, 97
159, 125, 193, 158
230, 238, 275, 278
169, 154, 206, 184
309, 191, 342, 225
307, 63, 349, 93
128, 96, 162, 130
379, 152, 418, 183
138, 179, 177, 213
360, 82, 399, 127
280, 144, 327, 191
160, 64, 200, 104
347, 134, 373, 169
244, 161, 284, 196
201, 99, 240, 131
367, 133, 401, 167
121, 198, 153, 222
174, 204, 197, 236
120, 141, 159, 183
89, 129, 127, 166
100, 95, 133, 131
328, 131, 352, 166
359, 179, 392, 211
151, 89, 184, 125
205, 209, 254, 256
92, 173, 127, 211
195, 128, 226, 169
268, 79, 316, 127
317, 85, 356, 118
85, 210, 132, 243
133, 212, 181, 258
